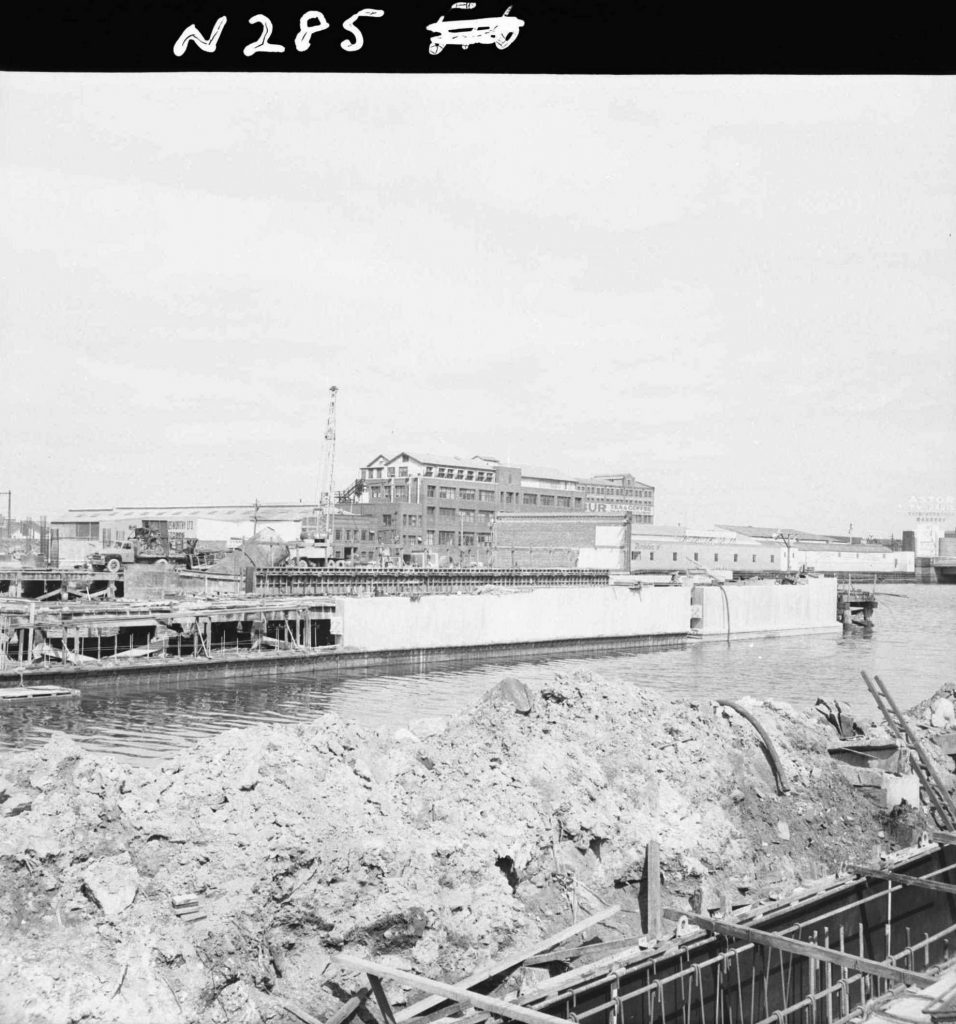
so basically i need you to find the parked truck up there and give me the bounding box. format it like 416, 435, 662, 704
88, 521, 213, 573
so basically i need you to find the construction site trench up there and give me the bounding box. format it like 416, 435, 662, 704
2, 670, 955, 1024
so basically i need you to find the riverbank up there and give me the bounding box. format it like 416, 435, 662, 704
4, 669, 954, 1023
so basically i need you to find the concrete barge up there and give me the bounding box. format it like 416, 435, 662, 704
0, 575, 841, 687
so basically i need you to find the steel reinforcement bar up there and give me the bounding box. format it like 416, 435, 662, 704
254, 567, 612, 597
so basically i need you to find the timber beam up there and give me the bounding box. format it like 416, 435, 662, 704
662, 908, 930, 988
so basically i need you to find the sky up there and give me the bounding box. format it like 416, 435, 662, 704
1, 73, 954, 537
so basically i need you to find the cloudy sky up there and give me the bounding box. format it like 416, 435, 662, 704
1, 74, 953, 536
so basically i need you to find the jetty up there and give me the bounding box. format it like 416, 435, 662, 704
0, 571, 845, 685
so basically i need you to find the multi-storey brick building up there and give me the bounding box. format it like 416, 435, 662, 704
344, 452, 654, 565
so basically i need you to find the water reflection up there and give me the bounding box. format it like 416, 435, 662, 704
1, 587, 953, 764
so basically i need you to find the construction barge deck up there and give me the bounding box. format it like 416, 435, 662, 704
0, 569, 841, 687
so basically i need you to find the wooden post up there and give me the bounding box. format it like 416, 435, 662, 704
646, 839, 662, 939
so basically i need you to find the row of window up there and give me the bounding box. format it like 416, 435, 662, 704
432, 531, 493, 546
588, 487, 652, 499
631, 550, 776, 564
362, 465, 496, 483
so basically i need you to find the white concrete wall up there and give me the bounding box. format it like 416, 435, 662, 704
691, 576, 840, 639
338, 584, 690, 650
796, 548, 915, 574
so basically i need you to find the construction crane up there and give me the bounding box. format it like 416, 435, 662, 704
318, 385, 339, 550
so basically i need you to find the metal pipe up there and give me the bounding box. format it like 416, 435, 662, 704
717, 699, 791, 794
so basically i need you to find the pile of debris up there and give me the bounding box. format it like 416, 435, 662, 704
0, 671, 946, 1024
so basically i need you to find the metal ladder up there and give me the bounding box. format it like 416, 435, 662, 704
861, 671, 956, 830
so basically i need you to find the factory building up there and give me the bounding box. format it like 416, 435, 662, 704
347, 452, 655, 565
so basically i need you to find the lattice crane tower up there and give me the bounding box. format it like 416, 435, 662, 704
908, 495, 955, 558
319, 386, 339, 546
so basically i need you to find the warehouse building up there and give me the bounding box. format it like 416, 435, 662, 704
492, 513, 780, 573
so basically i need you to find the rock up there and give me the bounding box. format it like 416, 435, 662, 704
81, 853, 139, 919
1, 793, 32, 817
408, 717, 447, 739
237, 766, 260, 791
483, 677, 534, 715
776, 821, 791, 841
931, 699, 956, 730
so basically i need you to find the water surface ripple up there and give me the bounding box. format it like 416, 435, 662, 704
1, 586, 953, 764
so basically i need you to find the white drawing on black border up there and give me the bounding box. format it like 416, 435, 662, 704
426, 3, 524, 55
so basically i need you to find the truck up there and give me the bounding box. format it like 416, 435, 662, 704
284, 536, 335, 568
88, 521, 209, 573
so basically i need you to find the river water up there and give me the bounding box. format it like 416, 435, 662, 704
1, 586, 953, 764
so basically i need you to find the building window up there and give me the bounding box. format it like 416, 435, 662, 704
438, 531, 456, 545
540, 495, 555, 506
557, 496, 571, 508
424, 466, 434, 476
394, 488, 408, 501
387, 467, 395, 477
479, 490, 494, 501
752, 554, 757, 563
733, 553, 738, 563
398, 466, 408, 477
649, 551, 654, 561
633, 551, 642, 560
523, 494, 537, 505
427, 486, 436, 497
335, 529, 342, 540
714, 553, 719, 562
440, 507, 455, 519
427, 531, 435, 544
463, 533, 475, 545
382, 515, 392, 526
770, 555, 775, 563
693, 553, 699, 561
427, 506, 436, 518
505, 492, 514, 504
673, 552, 678, 561
439, 487, 456, 499
459, 488, 476, 501
360, 530, 367, 541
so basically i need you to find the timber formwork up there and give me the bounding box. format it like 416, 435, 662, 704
333, 843, 956, 1024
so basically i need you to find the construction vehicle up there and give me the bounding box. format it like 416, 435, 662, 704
88, 522, 214, 573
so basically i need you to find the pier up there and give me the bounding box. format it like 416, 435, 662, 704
837, 586, 878, 626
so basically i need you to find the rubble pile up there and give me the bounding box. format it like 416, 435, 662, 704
0, 671, 944, 1024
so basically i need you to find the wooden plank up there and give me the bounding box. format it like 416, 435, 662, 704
661, 909, 930, 988
845, 864, 956, 897
524, 936, 647, 967
930, 831, 956, 846
368, 976, 398, 1024
646, 839, 661, 939
326, 987, 371, 1024
394, 904, 618, 1022
277, 999, 323, 1024
334, 955, 571, 1024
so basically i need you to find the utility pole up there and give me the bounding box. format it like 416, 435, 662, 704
0, 491, 10, 542
319, 386, 339, 559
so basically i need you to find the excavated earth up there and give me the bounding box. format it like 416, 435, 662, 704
1, 671, 952, 1024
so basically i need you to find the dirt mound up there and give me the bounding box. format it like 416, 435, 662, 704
0, 672, 934, 1024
